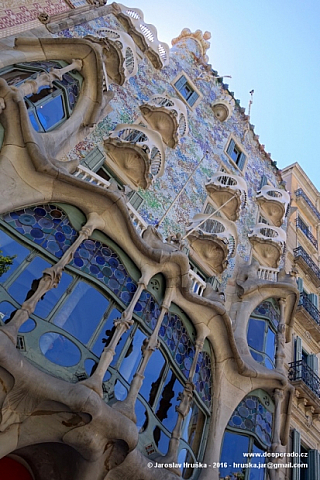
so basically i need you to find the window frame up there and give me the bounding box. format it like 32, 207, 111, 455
225, 135, 248, 173
172, 72, 202, 109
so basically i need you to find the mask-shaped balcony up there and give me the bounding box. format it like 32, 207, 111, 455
256, 186, 290, 227
104, 124, 165, 189
205, 172, 248, 221
187, 214, 237, 276
91, 28, 138, 85
113, 3, 170, 69
248, 224, 286, 268
140, 95, 188, 148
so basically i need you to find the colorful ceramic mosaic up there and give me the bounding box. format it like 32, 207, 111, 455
58, 13, 286, 290
71, 239, 137, 305
134, 290, 212, 406
228, 395, 273, 447
194, 351, 212, 409
253, 299, 280, 326
0, 0, 69, 31
3, 205, 78, 258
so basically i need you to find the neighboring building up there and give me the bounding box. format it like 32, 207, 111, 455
2, 3, 318, 480
282, 163, 320, 478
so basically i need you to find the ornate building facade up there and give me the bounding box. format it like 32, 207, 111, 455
0, 2, 317, 480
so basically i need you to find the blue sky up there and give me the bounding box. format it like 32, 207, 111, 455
123, 0, 320, 189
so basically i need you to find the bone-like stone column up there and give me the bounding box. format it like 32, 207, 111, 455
1, 212, 102, 344
268, 388, 284, 480
81, 274, 152, 397
16, 59, 83, 97
159, 324, 210, 476
112, 289, 174, 422
275, 298, 286, 375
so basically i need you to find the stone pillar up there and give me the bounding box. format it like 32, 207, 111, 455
160, 324, 210, 476
275, 298, 286, 375
81, 278, 151, 397
112, 289, 173, 422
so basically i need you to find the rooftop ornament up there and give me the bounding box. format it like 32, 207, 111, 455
172, 28, 211, 64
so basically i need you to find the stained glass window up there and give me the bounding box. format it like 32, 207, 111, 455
0, 61, 82, 133
220, 391, 273, 480
71, 239, 137, 305
3, 205, 78, 259
0, 204, 212, 470
247, 299, 279, 369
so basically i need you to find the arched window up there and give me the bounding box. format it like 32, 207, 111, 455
0, 204, 213, 472
220, 390, 274, 480
0, 61, 82, 132
247, 299, 280, 369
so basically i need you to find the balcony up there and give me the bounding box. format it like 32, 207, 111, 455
295, 188, 320, 224
294, 246, 320, 288
295, 292, 320, 342
73, 165, 111, 189
256, 186, 290, 227
113, 3, 170, 69
257, 266, 279, 282
186, 214, 237, 276
92, 28, 138, 85
248, 224, 286, 268
104, 124, 165, 189
296, 217, 318, 250
205, 172, 247, 221
140, 95, 188, 148
289, 360, 320, 409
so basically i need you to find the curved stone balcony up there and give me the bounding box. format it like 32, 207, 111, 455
140, 95, 188, 148
248, 223, 286, 268
205, 172, 248, 221
104, 124, 165, 189
114, 3, 170, 69
94, 28, 138, 85
187, 214, 237, 276
256, 185, 290, 227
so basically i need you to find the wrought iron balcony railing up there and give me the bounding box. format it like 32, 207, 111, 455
288, 360, 320, 398
294, 246, 320, 285
298, 291, 320, 325
296, 217, 318, 249
295, 188, 320, 222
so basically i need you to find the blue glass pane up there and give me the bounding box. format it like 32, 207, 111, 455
34, 271, 72, 318
8, 256, 51, 305
91, 307, 122, 357
0, 301, 17, 323
28, 111, 41, 131
249, 444, 265, 480
114, 380, 127, 400
182, 401, 205, 456
153, 427, 170, 454
0, 230, 29, 282
36, 95, 65, 131
155, 370, 183, 432
19, 318, 36, 333
265, 329, 275, 364
39, 332, 81, 367
135, 399, 148, 433
53, 281, 109, 344
119, 329, 146, 383
250, 350, 264, 363
247, 318, 265, 351
220, 431, 250, 478
140, 348, 165, 403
